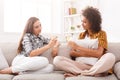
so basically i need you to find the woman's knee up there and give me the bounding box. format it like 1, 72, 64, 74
104, 53, 116, 63
39, 57, 49, 65
53, 56, 63, 65
32, 57, 49, 67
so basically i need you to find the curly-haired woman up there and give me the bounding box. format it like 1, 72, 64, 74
53, 7, 115, 77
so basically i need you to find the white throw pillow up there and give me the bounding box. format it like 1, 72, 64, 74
70, 38, 98, 65
70, 38, 98, 49
0, 48, 9, 69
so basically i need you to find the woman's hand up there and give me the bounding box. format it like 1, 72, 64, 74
70, 49, 81, 57
48, 36, 57, 48
52, 41, 60, 57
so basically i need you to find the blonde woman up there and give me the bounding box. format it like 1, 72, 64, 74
0, 17, 59, 74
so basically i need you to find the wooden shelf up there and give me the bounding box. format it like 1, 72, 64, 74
64, 30, 84, 34
64, 0, 79, 2
64, 0, 81, 35
64, 14, 80, 18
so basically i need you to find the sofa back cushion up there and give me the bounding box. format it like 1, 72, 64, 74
41, 43, 71, 70
0, 42, 70, 67
107, 43, 120, 62
0, 42, 120, 69
0, 42, 17, 66
0, 48, 9, 69
42, 43, 71, 63
42, 42, 120, 70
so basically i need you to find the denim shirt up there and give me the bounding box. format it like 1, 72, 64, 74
20, 33, 50, 57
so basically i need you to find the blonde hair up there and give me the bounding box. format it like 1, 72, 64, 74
17, 17, 39, 53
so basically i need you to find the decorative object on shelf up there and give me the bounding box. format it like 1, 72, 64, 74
70, 26, 75, 31
76, 24, 81, 31
65, 33, 73, 42
69, 8, 77, 15
77, 24, 81, 28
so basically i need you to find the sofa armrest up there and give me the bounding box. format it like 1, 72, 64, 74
114, 61, 120, 79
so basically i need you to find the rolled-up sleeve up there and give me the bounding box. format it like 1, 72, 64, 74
41, 36, 50, 44
98, 31, 108, 50
22, 34, 33, 56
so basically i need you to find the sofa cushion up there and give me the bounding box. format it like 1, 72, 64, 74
114, 61, 120, 79
0, 42, 18, 66
41, 43, 71, 70
0, 48, 9, 69
70, 38, 98, 49
107, 43, 120, 62
71, 39, 98, 65
0, 74, 14, 80
42, 43, 71, 62
65, 74, 118, 80
13, 73, 64, 80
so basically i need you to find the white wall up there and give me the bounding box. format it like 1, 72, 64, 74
0, 0, 20, 42
0, 0, 3, 34
0, 0, 64, 43
99, 0, 120, 42
0, 0, 120, 42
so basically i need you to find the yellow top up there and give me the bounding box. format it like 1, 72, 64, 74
79, 30, 108, 51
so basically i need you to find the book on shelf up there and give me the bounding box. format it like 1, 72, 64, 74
69, 8, 77, 15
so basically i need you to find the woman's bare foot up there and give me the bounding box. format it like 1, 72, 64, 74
64, 73, 78, 78
52, 41, 60, 57
0, 67, 13, 74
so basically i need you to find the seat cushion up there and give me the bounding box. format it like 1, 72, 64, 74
0, 74, 14, 80
13, 73, 64, 80
65, 74, 118, 80
114, 61, 120, 80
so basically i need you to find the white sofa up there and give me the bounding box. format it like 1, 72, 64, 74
0, 42, 120, 80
